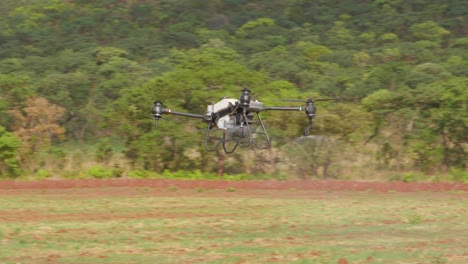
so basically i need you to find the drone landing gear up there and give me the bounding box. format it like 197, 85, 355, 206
222, 136, 239, 154
251, 113, 271, 150
203, 126, 240, 154
203, 113, 271, 154
304, 117, 313, 136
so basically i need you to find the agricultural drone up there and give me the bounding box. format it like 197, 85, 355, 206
152, 89, 330, 154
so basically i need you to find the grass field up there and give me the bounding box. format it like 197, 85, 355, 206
0, 185, 467, 263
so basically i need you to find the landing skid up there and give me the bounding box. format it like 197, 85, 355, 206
204, 113, 271, 154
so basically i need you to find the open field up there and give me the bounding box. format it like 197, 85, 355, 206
0, 179, 467, 263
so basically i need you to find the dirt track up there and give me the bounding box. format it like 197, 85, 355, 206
0, 178, 467, 192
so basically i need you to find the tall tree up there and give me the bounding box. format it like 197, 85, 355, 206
7, 97, 66, 164
0, 126, 22, 177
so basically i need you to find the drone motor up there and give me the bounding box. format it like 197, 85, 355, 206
152, 100, 164, 120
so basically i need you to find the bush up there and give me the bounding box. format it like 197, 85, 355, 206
126, 169, 288, 181
390, 172, 428, 182
127, 169, 159, 179
449, 168, 468, 183
401, 172, 416, 183
95, 138, 113, 163
161, 170, 218, 180
86, 166, 116, 179
0, 126, 22, 178
36, 169, 52, 179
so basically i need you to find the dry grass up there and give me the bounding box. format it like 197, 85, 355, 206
0, 188, 467, 263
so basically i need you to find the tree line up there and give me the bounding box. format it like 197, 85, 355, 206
0, 0, 466, 180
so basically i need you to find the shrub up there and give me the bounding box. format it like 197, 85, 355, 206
127, 169, 159, 179
36, 169, 52, 179
391, 172, 427, 182
0, 126, 22, 177
161, 170, 218, 180
449, 168, 468, 183
86, 166, 115, 179
95, 138, 113, 163
401, 172, 416, 183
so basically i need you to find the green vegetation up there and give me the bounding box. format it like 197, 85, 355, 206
0, 0, 466, 180
0, 189, 467, 263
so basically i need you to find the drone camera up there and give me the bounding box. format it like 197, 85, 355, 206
152, 100, 164, 120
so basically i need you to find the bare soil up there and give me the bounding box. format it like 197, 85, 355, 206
1, 178, 467, 263
0, 178, 466, 192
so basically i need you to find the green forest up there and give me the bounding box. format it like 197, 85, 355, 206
0, 0, 466, 181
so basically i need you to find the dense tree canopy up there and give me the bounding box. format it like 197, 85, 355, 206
0, 0, 466, 179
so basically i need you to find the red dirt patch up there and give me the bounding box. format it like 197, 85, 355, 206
0, 209, 239, 223
338, 258, 349, 264
0, 178, 467, 192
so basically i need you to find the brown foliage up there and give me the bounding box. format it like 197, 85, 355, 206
7, 97, 66, 153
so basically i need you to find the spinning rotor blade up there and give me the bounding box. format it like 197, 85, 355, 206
278, 96, 362, 103
278, 98, 334, 102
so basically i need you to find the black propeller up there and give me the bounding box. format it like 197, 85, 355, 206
279, 98, 335, 102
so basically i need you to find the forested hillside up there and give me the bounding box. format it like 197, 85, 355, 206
0, 0, 466, 181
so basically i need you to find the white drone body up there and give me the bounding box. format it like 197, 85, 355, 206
206, 98, 238, 130
152, 89, 317, 153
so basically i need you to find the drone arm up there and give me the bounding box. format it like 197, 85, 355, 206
152, 101, 212, 122
164, 109, 206, 119
211, 106, 235, 120
259, 101, 317, 136
261, 106, 303, 111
